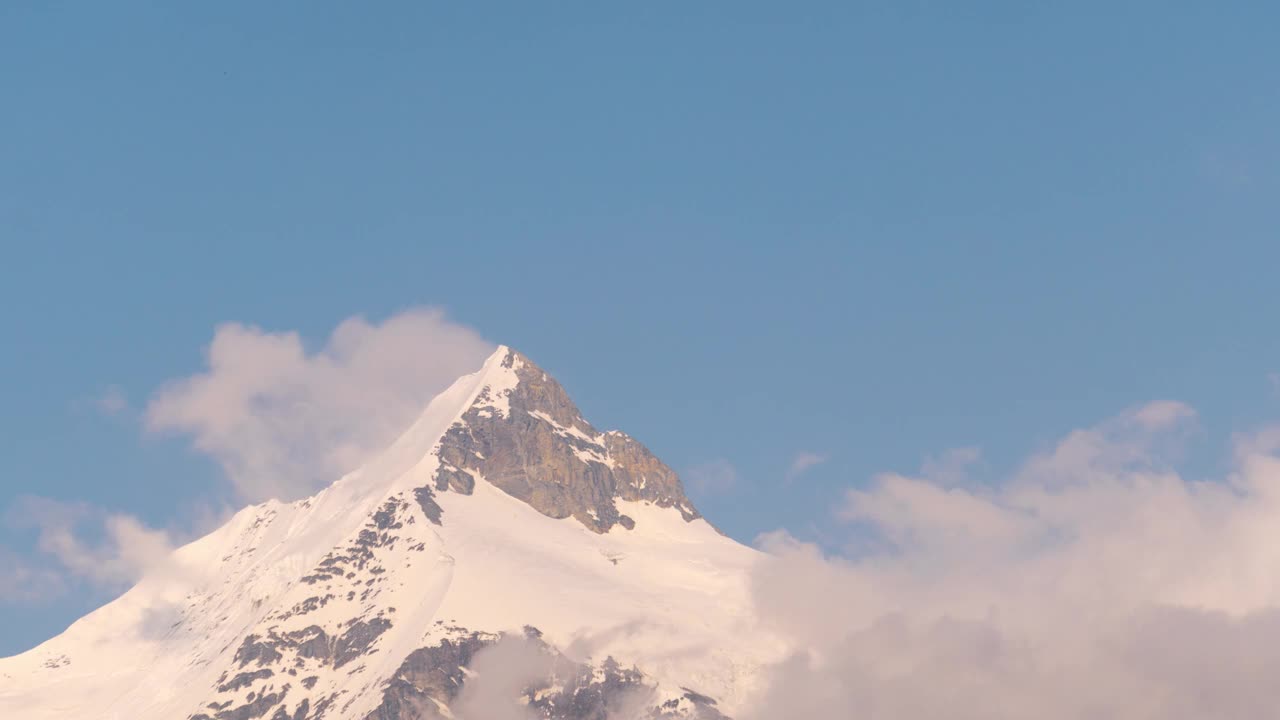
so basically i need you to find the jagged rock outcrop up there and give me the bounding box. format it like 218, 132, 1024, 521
432, 349, 699, 533
368, 627, 730, 720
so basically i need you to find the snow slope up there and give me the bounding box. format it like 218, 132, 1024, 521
0, 347, 780, 720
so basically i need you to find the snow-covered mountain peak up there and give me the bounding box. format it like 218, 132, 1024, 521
0, 347, 775, 720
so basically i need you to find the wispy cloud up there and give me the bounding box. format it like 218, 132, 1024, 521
784, 451, 827, 483
0, 546, 65, 604
96, 385, 128, 416
683, 459, 739, 496
3, 497, 177, 597
145, 307, 494, 502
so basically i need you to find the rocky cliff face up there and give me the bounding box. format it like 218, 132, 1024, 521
432, 349, 700, 533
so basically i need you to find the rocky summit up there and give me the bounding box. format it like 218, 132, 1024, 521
0, 346, 778, 720
434, 349, 700, 534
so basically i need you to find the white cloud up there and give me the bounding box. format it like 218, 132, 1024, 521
453, 633, 652, 720
746, 400, 1280, 719
683, 459, 739, 496
784, 451, 827, 483
453, 634, 555, 720
145, 307, 494, 502
5, 497, 176, 594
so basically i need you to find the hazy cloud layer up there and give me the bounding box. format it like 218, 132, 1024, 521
746, 400, 1280, 719
146, 308, 494, 502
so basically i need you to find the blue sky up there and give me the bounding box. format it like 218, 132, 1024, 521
3, 3, 1280, 654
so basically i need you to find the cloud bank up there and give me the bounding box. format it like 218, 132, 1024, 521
746, 401, 1280, 719
146, 308, 494, 502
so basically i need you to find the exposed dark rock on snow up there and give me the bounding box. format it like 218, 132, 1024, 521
366, 627, 730, 720
412, 486, 443, 526
201, 626, 731, 720
430, 349, 699, 533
